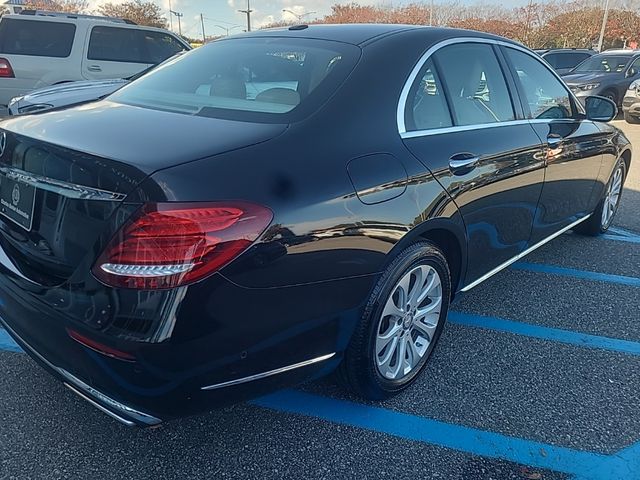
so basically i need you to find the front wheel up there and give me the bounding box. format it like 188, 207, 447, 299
338, 241, 451, 400
575, 160, 625, 236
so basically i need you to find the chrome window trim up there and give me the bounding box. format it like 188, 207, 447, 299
201, 352, 336, 391
460, 214, 591, 292
397, 37, 585, 137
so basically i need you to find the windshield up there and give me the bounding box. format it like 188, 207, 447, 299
110, 37, 360, 123
572, 55, 631, 73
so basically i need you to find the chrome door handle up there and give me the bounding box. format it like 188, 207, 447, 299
87, 65, 102, 72
547, 134, 563, 147
449, 153, 480, 170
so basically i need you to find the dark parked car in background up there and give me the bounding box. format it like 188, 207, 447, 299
623, 79, 640, 123
562, 49, 640, 106
0, 25, 630, 426
535, 48, 595, 75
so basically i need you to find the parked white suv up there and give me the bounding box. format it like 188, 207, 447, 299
0, 10, 190, 109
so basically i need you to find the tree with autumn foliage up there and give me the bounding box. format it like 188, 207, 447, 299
98, 0, 167, 28
21, 0, 88, 14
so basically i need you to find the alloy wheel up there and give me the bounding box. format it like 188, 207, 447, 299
375, 264, 443, 380
601, 166, 623, 228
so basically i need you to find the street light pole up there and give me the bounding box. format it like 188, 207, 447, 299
429, 0, 434, 26
200, 13, 206, 44
238, 0, 252, 32
282, 9, 316, 22
597, 0, 611, 52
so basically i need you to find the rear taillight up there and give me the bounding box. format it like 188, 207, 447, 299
0, 58, 14, 78
92, 202, 272, 290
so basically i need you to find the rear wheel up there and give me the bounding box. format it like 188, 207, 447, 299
575, 160, 625, 236
624, 112, 640, 124
338, 242, 451, 400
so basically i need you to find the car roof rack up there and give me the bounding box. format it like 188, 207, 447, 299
19, 10, 136, 25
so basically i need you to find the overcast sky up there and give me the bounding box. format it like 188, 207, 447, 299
88, 0, 533, 41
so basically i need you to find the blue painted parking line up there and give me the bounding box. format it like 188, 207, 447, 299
449, 312, 640, 356
608, 226, 640, 239
600, 233, 640, 244
253, 390, 637, 480
512, 262, 640, 287
0, 327, 21, 353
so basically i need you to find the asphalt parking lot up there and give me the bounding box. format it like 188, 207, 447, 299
0, 120, 639, 480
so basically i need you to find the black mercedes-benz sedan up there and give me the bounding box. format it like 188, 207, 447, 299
0, 24, 631, 426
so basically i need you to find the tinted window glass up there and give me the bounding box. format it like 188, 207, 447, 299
88, 26, 145, 63
0, 18, 75, 57
573, 54, 631, 73
434, 43, 514, 126
110, 38, 359, 122
142, 31, 187, 64
545, 52, 591, 70
405, 59, 452, 131
505, 47, 573, 119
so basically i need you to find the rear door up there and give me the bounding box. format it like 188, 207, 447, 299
501, 46, 607, 243
82, 25, 152, 80
400, 41, 546, 287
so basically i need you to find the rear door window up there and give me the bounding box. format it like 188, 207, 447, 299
88, 26, 145, 63
0, 18, 75, 57
433, 43, 515, 126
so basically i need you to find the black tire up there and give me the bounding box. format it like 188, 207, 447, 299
337, 241, 451, 400
602, 89, 618, 106
624, 112, 640, 124
575, 159, 626, 236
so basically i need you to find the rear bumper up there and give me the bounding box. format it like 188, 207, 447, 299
0, 269, 373, 425
0, 317, 161, 427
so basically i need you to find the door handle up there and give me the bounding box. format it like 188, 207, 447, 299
547, 134, 563, 148
87, 65, 102, 72
449, 152, 480, 171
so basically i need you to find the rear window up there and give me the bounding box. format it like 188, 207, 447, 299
544, 52, 591, 70
88, 26, 187, 64
109, 37, 360, 122
0, 18, 75, 58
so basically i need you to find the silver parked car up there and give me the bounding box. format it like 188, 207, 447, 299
622, 79, 640, 124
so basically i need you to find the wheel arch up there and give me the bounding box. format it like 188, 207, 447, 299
620, 147, 632, 177
384, 217, 468, 298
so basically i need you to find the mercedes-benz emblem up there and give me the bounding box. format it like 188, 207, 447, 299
0, 132, 6, 157
11, 184, 20, 206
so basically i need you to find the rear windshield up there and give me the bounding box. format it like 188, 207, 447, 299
110, 37, 360, 122
0, 18, 76, 58
572, 54, 631, 73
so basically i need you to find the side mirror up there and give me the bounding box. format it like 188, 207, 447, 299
584, 95, 617, 122
626, 67, 638, 78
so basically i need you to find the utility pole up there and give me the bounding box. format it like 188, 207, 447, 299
168, 0, 173, 31
597, 0, 611, 52
171, 10, 183, 36
200, 13, 206, 44
238, 0, 252, 32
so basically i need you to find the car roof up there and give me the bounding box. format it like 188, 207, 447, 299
232, 23, 516, 47
542, 48, 595, 53
599, 49, 639, 55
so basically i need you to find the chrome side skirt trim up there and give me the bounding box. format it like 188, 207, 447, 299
0, 166, 127, 201
201, 352, 336, 391
64, 383, 136, 427
0, 317, 161, 427
460, 215, 591, 292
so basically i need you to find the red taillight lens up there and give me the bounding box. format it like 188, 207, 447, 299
0, 58, 14, 78
92, 202, 273, 289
